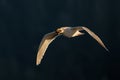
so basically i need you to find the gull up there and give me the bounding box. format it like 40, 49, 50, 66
36, 26, 109, 65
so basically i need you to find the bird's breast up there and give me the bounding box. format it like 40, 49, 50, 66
63, 29, 78, 38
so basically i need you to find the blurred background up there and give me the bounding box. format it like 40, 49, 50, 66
0, 0, 120, 80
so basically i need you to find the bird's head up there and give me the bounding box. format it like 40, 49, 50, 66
56, 28, 64, 34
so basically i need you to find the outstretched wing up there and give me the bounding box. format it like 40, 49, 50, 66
81, 27, 109, 51
36, 31, 58, 65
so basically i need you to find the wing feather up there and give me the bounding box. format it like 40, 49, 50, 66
71, 26, 83, 31
36, 31, 58, 65
81, 27, 109, 51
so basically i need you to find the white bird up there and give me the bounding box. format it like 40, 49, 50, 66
36, 26, 109, 65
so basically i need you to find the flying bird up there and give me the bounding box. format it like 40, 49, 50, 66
36, 26, 109, 65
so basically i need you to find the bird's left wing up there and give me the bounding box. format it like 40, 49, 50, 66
81, 27, 109, 51
36, 31, 58, 65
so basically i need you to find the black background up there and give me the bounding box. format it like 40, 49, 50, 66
0, 0, 120, 80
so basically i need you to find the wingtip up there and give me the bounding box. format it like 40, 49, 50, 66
36, 64, 39, 66
103, 46, 110, 52
106, 48, 110, 52
36, 61, 40, 66
36, 59, 40, 66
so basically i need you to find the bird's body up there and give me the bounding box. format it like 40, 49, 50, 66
36, 26, 109, 65
60, 27, 83, 37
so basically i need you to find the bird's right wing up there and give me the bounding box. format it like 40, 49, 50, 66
36, 31, 58, 65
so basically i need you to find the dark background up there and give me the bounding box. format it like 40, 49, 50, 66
0, 0, 120, 80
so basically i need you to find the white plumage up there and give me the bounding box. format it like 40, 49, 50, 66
36, 26, 109, 65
